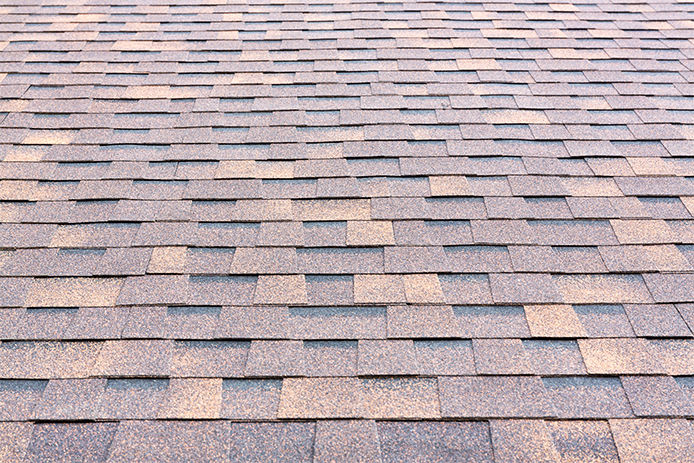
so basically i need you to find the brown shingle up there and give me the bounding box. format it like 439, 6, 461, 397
490, 420, 560, 463
27, 277, 123, 307
5, 0, 694, 452
254, 275, 307, 305
542, 377, 633, 419
361, 377, 440, 419
294, 199, 370, 221
489, 273, 562, 304
621, 375, 693, 417
230, 247, 298, 274
524, 304, 587, 337
0, 422, 32, 462
171, 341, 248, 377
387, 305, 458, 338
314, 421, 382, 463
439, 376, 552, 418
609, 419, 694, 463
346, 220, 394, 245
278, 377, 363, 419
547, 421, 620, 463
93, 340, 172, 377
579, 339, 664, 375
473, 339, 533, 375
357, 340, 417, 376
0, 342, 101, 380
159, 378, 222, 419
354, 274, 405, 304
402, 274, 445, 303
555, 275, 652, 304
107, 421, 229, 463
221, 379, 282, 420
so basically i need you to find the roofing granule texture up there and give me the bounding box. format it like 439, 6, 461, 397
1, 0, 694, 461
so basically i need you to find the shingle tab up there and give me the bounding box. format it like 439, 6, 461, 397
490, 420, 560, 463
547, 421, 620, 463
26, 423, 118, 463
579, 339, 665, 375
107, 421, 229, 463
621, 375, 693, 417
314, 421, 381, 463
609, 419, 694, 463
439, 376, 552, 418
378, 421, 493, 463
543, 377, 633, 419
228, 423, 315, 463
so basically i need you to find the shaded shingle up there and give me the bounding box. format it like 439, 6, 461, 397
26, 423, 118, 463
33, 378, 105, 420
453, 305, 530, 338
547, 421, 620, 463
490, 420, 560, 463
0, 380, 47, 420
542, 377, 633, 419
621, 375, 693, 417
414, 340, 475, 375
314, 421, 382, 463
107, 421, 229, 463
227, 423, 315, 463
221, 379, 281, 420
99, 379, 168, 420
439, 376, 552, 418
378, 421, 494, 463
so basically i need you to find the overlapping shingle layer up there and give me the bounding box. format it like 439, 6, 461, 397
1, 0, 694, 461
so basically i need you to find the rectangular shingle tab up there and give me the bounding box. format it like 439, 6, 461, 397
439, 376, 552, 418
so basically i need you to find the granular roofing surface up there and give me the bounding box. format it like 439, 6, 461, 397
1, 0, 694, 461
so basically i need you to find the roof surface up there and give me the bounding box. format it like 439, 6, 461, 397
1, 0, 694, 461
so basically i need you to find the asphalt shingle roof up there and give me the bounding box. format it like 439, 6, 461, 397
1, 0, 694, 461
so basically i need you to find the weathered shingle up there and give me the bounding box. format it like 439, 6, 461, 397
2, 0, 691, 456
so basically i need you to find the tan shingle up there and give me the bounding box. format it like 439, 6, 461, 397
159, 378, 222, 419
354, 274, 405, 304
26, 278, 123, 307
254, 275, 307, 304
524, 304, 587, 337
